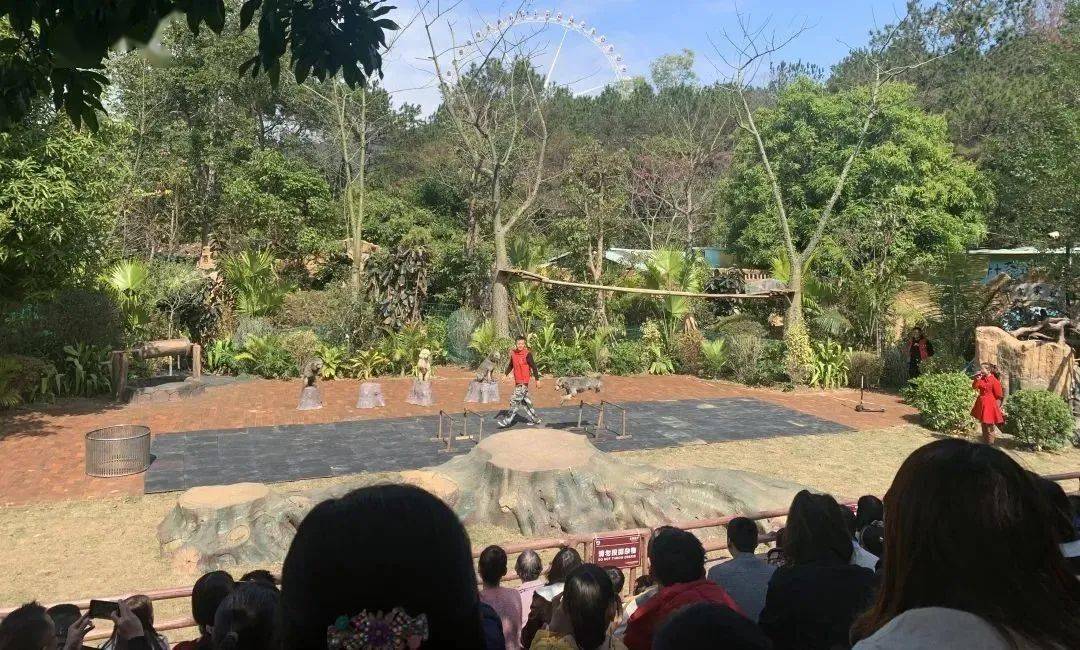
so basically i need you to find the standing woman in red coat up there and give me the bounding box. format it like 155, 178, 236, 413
971, 363, 1005, 444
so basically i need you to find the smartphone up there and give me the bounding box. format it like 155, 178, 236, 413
88, 599, 119, 620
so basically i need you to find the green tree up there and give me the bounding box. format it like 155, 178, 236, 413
724, 79, 988, 349
0, 0, 398, 130
0, 118, 123, 295
650, 49, 698, 91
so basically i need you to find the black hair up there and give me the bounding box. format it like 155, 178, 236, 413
515, 335, 527, 342
784, 491, 853, 566
859, 522, 885, 559
633, 575, 654, 596
765, 527, 786, 567
546, 547, 583, 585
852, 439, 1080, 647
1036, 476, 1078, 543
605, 567, 625, 595
726, 517, 759, 554
45, 604, 81, 642
855, 495, 884, 531
1069, 495, 1080, 531
839, 503, 857, 537
280, 484, 484, 649
562, 565, 616, 650
192, 571, 235, 629
212, 583, 279, 650
654, 602, 772, 650
238, 570, 277, 591
0, 602, 52, 650
649, 528, 705, 586
515, 550, 543, 582
478, 545, 508, 587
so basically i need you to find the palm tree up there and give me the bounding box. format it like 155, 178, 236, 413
643, 248, 706, 341
103, 260, 150, 331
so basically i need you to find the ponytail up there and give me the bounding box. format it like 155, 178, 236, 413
211, 583, 279, 650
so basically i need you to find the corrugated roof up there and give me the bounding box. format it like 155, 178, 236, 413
604, 247, 730, 270
968, 247, 1080, 256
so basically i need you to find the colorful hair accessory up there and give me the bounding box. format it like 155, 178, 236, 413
326, 607, 429, 650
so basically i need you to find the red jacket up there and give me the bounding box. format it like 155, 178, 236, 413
624, 578, 744, 650
507, 348, 539, 385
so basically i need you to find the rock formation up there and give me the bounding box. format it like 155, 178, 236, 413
974, 326, 1075, 398
158, 429, 808, 572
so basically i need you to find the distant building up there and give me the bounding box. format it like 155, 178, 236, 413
967, 246, 1080, 284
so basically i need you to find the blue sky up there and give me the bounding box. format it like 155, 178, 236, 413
381, 0, 906, 112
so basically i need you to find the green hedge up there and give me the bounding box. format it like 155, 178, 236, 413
902, 371, 976, 434
1003, 389, 1075, 451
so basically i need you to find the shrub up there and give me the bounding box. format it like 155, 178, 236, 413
280, 329, 321, 371
672, 331, 704, 376
54, 343, 112, 397
380, 324, 442, 375
641, 320, 675, 376
0, 289, 123, 360
0, 355, 54, 407
1003, 390, 1075, 451
234, 335, 295, 378
276, 286, 379, 350
608, 340, 648, 376
547, 343, 593, 377
445, 308, 482, 364
316, 343, 347, 379
232, 316, 275, 348
701, 339, 728, 378
204, 339, 238, 374
881, 345, 909, 390
469, 320, 513, 366
222, 250, 286, 317
345, 348, 390, 380
710, 313, 768, 340
902, 372, 976, 434
809, 340, 850, 389
919, 352, 967, 376
848, 351, 885, 388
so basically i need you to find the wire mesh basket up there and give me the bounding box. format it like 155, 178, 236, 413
85, 425, 151, 477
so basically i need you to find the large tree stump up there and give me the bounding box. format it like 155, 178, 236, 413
157, 483, 305, 574
465, 380, 500, 404
436, 428, 806, 537
406, 380, 434, 406
357, 382, 385, 409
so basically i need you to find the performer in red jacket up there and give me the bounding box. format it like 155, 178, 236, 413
972, 363, 1005, 445
497, 336, 542, 428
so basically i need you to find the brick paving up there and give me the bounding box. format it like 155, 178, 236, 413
0, 369, 916, 506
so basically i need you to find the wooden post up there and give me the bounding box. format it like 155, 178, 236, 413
191, 343, 202, 378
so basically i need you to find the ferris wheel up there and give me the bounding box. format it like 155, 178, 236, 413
448, 9, 631, 96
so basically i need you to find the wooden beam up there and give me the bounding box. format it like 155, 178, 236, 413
501, 268, 789, 300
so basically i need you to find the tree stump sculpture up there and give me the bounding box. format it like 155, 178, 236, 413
407, 348, 435, 406
465, 352, 501, 403
357, 381, 385, 409
297, 358, 324, 410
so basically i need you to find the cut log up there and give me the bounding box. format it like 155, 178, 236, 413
436, 428, 806, 537
406, 380, 434, 406
157, 483, 305, 574
357, 382, 385, 409
133, 339, 192, 359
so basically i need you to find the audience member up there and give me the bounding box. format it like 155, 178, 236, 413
0, 602, 56, 650
623, 527, 743, 650
477, 545, 522, 650
632, 576, 653, 596
854, 496, 883, 532
706, 517, 775, 622
857, 523, 884, 569
533, 564, 625, 650
515, 551, 544, 629
764, 528, 785, 567
612, 574, 655, 639
653, 602, 772, 650
174, 571, 234, 650
850, 439, 1080, 648
211, 583, 279, 650
522, 547, 582, 648
44, 605, 81, 649
101, 596, 168, 650
605, 568, 625, 608
758, 490, 875, 650
840, 505, 879, 570
1036, 476, 1080, 576
1069, 494, 1080, 532
279, 484, 487, 649
237, 571, 277, 591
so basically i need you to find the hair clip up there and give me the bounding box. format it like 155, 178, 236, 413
326, 607, 429, 650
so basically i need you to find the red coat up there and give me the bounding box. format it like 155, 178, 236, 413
971, 374, 1005, 425
623, 578, 744, 650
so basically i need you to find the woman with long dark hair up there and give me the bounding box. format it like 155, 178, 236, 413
522, 546, 583, 648
850, 439, 1080, 648
211, 583, 278, 650
279, 484, 486, 649
758, 490, 876, 649
533, 564, 625, 650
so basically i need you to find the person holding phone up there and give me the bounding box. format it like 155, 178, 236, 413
971, 363, 1005, 445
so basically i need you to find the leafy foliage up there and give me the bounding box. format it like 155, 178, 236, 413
701, 338, 728, 378
222, 250, 285, 317
848, 351, 884, 388
204, 338, 238, 374
809, 340, 850, 389
234, 334, 293, 378
0, 354, 53, 407
469, 320, 513, 366
54, 343, 111, 397
0, 289, 124, 361
1003, 389, 1075, 451
345, 348, 389, 381
608, 339, 648, 376
445, 307, 482, 364
0, 0, 398, 130
902, 371, 976, 434
367, 242, 430, 330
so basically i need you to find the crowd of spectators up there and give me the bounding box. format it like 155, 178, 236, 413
2, 439, 1079, 650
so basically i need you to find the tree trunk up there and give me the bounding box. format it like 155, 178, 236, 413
492, 226, 511, 338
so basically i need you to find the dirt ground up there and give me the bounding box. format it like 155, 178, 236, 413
1, 424, 1077, 637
